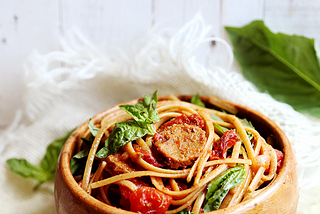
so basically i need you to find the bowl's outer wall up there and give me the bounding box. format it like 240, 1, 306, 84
54, 95, 299, 214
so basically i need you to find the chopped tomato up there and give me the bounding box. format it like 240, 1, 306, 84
119, 179, 150, 210
153, 133, 163, 141
129, 187, 172, 214
134, 146, 164, 167
158, 114, 205, 132
210, 129, 240, 159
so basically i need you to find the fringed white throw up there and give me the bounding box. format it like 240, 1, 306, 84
1, 14, 319, 214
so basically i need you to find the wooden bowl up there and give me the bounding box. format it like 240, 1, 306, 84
54, 95, 299, 214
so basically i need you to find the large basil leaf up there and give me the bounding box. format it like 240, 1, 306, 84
226, 21, 320, 118
203, 165, 245, 212
7, 129, 75, 189
96, 120, 148, 158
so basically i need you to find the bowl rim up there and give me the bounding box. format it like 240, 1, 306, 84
56, 95, 297, 214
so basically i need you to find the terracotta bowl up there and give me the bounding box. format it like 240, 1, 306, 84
54, 95, 299, 214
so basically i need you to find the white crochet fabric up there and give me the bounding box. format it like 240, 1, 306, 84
1, 14, 319, 214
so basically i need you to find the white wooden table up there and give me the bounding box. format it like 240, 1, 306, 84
1, 0, 319, 127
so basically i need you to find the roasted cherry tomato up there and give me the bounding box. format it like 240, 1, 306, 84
210, 129, 240, 160
275, 149, 284, 171
129, 187, 172, 214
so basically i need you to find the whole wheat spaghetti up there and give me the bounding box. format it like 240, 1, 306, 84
72, 92, 284, 214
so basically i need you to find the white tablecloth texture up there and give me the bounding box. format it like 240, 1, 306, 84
1, 15, 319, 214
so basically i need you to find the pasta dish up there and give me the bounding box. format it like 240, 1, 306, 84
70, 91, 283, 214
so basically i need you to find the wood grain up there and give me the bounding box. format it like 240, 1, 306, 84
1, 0, 319, 126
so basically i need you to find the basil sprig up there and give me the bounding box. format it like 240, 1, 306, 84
119, 90, 159, 135
96, 90, 159, 158
7, 129, 75, 189
203, 165, 245, 212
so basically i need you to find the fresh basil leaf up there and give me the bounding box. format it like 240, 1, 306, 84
81, 135, 93, 146
191, 92, 205, 107
119, 104, 154, 125
7, 128, 75, 189
120, 90, 159, 126
239, 118, 255, 129
40, 129, 75, 175
96, 147, 110, 159
96, 120, 148, 158
213, 122, 229, 135
210, 113, 223, 122
7, 159, 52, 189
88, 118, 100, 137
203, 165, 245, 212
226, 21, 320, 118
70, 134, 95, 176
147, 124, 157, 135
211, 113, 229, 134
70, 147, 90, 175
175, 209, 195, 214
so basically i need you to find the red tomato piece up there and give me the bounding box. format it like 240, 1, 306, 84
153, 133, 163, 141
158, 114, 205, 132
275, 149, 284, 171
210, 129, 240, 160
129, 187, 172, 214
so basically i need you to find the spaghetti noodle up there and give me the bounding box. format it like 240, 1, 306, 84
72, 92, 284, 214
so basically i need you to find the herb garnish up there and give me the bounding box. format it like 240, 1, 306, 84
203, 165, 245, 212
226, 21, 320, 118
96, 90, 159, 158
7, 129, 75, 189
190, 92, 205, 107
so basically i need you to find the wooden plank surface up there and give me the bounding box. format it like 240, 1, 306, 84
1, 0, 320, 126
0, 0, 60, 126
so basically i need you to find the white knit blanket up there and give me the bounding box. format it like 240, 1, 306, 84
1, 14, 319, 214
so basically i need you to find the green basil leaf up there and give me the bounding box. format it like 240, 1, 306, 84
213, 122, 229, 135
40, 129, 75, 174
119, 104, 154, 125
203, 165, 245, 212
120, 90, 159, 126
191, 92, 205, 107
88, 118, 100, 137
96, 120, 148, 158
210, 113, 223, 122
7, 159, 52, 184
175, 209, 195, 214
211, 113, 229, 134
7, 128, 75, 189
70, 146, 90, 175
226, 21, 320, 118
239, 118, 255, 129
147, 124, 157, 135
